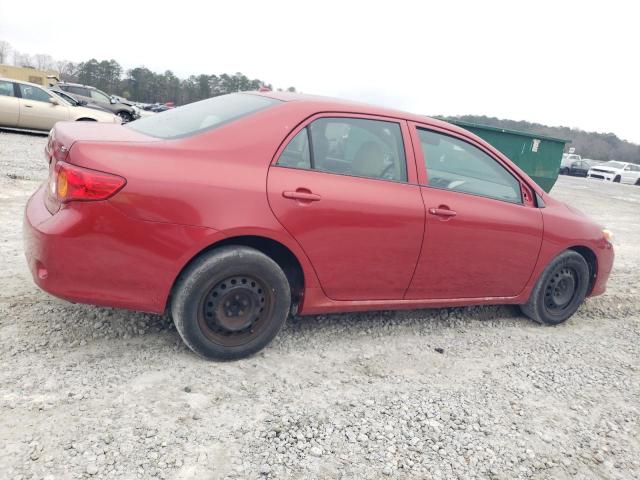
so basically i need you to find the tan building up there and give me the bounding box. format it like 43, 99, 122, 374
0, 64, 59, 87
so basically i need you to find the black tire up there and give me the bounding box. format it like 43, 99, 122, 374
635, 178, 640, 186
559, 168, 568, 175
117, 111, 133, 123
613, 175, 621, 183
76, 118, 97, 122
171, 246, 291, 360
520, 250, 590, 325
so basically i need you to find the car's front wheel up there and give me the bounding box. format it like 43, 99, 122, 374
171, 246, 291, 360
613, 175, 621, 183
520, 250, 590, 325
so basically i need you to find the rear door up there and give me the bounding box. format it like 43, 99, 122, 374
0, 80, 20, 127
17, 83, 70, 130
405, 123, 543, 300
267, 114, 425, 301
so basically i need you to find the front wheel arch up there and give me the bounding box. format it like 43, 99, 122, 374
568, 245, 597, 295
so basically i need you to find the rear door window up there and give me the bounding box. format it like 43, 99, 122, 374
417, 128, 522, 204
311, 117, 407, 182
276, 117, 407, 182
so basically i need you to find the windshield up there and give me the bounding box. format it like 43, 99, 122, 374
127, 93, 281, 139
601, 161, 625, 169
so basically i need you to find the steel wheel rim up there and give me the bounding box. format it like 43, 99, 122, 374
544, 266, 579, 314
197, 275, 274, 347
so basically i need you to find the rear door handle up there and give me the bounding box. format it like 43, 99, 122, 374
429, 207, 457, 218
283, 190, 321, 202
24, 104, 33, 108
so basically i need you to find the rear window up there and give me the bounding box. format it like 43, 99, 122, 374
127, 93, 281, 139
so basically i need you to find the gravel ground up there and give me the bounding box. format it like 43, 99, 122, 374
0, 129, 638, 480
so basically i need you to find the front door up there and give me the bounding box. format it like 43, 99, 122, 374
405, 123, 543, 300
267, 115, 425, 301
17, 83, 70, 130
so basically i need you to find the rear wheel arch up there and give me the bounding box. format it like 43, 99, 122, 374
168, 235, 305, 313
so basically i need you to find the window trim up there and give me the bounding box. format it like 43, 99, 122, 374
409, 122, 534, 206
272, 112, 418, 185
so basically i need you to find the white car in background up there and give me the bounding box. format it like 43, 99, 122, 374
587, 160, 640, 185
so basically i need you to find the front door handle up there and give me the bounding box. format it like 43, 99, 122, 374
429, 207, 457, 218
283, 190, 321, 202
24, 104, 33, 108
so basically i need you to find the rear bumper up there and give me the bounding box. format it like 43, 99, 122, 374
23, 184, 220, 313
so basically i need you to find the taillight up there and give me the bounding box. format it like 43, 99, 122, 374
45, 161, 126, 213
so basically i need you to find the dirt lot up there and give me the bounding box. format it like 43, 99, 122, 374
0, 129, 638, 480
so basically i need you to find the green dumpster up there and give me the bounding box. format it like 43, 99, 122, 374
446, 120, 570, 192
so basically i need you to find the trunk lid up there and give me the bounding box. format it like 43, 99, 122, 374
46, 121, 160, 165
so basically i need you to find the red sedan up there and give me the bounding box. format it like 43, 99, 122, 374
24, 92, 614, 359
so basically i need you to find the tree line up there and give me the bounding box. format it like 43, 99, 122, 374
446, 115, 640, 164
0, 40, 295, 105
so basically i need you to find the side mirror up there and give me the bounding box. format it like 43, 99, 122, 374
49, 97, 60, 105
110, 97, 117, 104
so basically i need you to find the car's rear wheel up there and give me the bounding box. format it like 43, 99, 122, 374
520, 250, 590, 325
613, 175, 621, 183
559, 167, 568, 175
171, 246, 291, 360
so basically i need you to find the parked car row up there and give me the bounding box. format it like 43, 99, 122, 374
0, 77, 121, 132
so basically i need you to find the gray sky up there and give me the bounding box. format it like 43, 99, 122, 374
1, 0, 638, 142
